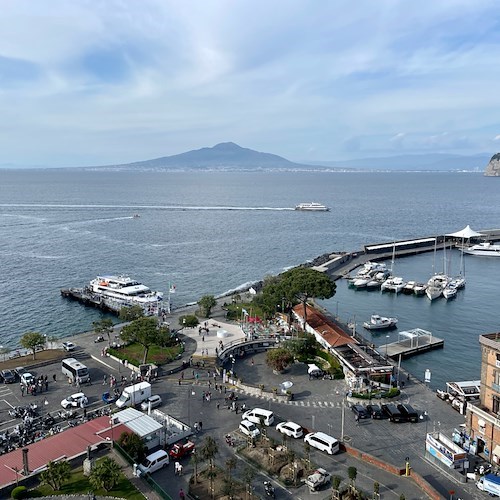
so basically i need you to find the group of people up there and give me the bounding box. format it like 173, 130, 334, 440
20, 374, 49, 396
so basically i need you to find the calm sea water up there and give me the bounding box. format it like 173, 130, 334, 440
1, 169, 499, 388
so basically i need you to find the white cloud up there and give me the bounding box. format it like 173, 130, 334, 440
0, 0, 500, 165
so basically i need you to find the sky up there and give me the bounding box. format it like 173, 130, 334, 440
1, 0, 500, 167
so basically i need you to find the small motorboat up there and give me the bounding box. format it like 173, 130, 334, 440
443, 284, 458, 300
363, 314, 398, 330
413, 282, 427, 296
133, 214, 140, 218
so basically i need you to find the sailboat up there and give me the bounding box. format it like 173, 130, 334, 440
381, 243, 406, 293
443, 242, 465, 299
426, 238, 449, 301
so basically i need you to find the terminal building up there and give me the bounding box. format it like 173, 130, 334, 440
466, 333, 500, 463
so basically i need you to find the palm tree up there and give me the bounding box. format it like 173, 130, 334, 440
347, 466, 357, 493
331, 475, 342, 499
242, 466, 256, 500
225, 457, 237, 482
89, 457, 121, 492
191, 450, 201, 483
40, 460, 71, 491
200, 436, 219, 471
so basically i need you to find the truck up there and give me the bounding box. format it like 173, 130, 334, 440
116, 381, 152, 408
305, 467, 331, 491
476, 473, 500, 496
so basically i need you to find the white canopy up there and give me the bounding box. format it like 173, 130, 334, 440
446, 225, 483, 239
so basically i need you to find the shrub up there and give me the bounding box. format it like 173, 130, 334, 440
11, 486, 27, 499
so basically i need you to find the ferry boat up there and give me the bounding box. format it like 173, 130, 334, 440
294, 202, 330, 212
462, 242, 500, 257
88, 275, 163, 310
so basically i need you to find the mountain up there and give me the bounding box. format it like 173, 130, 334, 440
101, 142, 322, 171
302, 153, 491, 171
484, 153, 500, 176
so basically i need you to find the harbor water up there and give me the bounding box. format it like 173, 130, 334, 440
1, 169, 500, 389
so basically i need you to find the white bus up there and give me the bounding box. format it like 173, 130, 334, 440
61, 358, 90, 383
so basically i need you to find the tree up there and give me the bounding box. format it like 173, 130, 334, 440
117, 431, 146, 462
304, 442, 311, 468
198, 295, 217, 318
373, 481, 380, 499
199, 435, 219, 471
89, 457, 121, 492
331, 476, 342, 499
119, 305, 144, 322
223, 457, 237, 499
284, 334, 318, 359
39, 460, 71, 491
225, 457, 237, 482
276, 267, 336, 328
20, 331, 46, 360
121, 317, 169, 364
347, 466, 357, 492
179, 314, 199, 329
92, 318, 114, 343
191, 450, 201, 483
266, 347, 294, 372
242, 466, 256, 500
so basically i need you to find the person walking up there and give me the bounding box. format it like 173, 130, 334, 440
20, 384, 25, 397
179, 488, 185, 500
52, 374, 56, 382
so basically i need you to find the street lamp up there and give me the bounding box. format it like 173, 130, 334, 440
109, 416, 115, 448
385, 335, 390, 358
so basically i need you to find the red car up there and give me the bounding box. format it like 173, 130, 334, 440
169, 441, 195, 460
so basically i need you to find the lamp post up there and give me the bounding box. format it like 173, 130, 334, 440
385, 335, 390, 359
340, 398, 346, 442
109, 416, 114, 448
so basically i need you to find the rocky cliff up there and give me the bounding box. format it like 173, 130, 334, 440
484, 153, 500, 176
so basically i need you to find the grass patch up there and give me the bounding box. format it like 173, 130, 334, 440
109, 342, 183, 366
33, 463, 143, 499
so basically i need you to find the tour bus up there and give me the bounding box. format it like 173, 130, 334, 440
61, 358, 90, 384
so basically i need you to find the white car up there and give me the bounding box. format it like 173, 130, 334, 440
61, 392, 88, 409
239, 420, 260, 439
276, 421, 303, 439
20, 372, 35, 386
140, 395, 163, 411
62, 341, 75, 351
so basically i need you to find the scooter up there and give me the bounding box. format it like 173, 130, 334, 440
263, 480, 275, 498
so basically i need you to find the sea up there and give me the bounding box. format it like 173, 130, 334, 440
1, 168, 499, 389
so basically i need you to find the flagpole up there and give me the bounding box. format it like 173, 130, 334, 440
167, 282, 171, 314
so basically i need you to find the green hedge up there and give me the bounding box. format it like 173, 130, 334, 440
11, 486, 27, 499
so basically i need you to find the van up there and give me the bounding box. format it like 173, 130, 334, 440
136, 450, 169, 476
304, 431, 339, 455
307, 364, 324, 379
397, 403, 419, 423
381, 403, 404, 423
241, 408, 275, 426
239, 420, 260, 438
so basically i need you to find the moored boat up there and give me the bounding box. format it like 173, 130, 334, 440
402, 281, 416, 295
294, 202, 330, 212
413, 282, 427, 296
462, 242, 500, 257
363, 314, 398, 330
381, 276, 406, 293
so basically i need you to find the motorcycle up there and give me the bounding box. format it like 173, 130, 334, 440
225, 434, 235, 447
263, 481, 275, 498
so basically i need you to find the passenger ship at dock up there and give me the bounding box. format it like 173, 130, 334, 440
88, 275, 163, 312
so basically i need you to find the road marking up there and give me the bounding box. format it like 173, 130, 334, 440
90, 354, 118, 372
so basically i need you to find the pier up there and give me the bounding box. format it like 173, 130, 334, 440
60, 287, 122, 314
378, 328, 444, 359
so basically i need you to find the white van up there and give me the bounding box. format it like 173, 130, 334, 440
136, 450, 169, 476
304, 432, 340, 455
239, 419, 260, 438
241, 408, 275, 426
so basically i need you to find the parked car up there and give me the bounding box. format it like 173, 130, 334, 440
381, 403, 404, 423
366, 404, 385, 419
140, 395, 163, 411
102, 392, 117, 404
14, 367, 27, 380
20, 372, 35, 386
62, 341, 75, 351
1, 369, 15, 384
275, 421, 303, 439
397, 403, 419, 423
351, 404, 369, 419
61, 392, 88, 408
239, 420, 260, 438
94, 335, 105, 343
168, 440, 195, 460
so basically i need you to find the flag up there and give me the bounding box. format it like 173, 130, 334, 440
169, 284, 176, 294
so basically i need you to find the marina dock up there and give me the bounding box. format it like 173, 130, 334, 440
378, 328, 444, 359
60, 287, 122, 314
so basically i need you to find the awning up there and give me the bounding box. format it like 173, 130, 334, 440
478, 419, 486, 427
493, 445, 500, 457
446, 225, 483, 239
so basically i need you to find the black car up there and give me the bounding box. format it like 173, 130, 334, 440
351, 404, 369, 419
14, 366, 27, 380
366, 404, 385, 419
381, 403, 404, 422
397, 403, 419, 423
1, 369, 16, 384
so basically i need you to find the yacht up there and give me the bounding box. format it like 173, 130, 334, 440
363, 314, 398, 330
88, 275, 163, 310
413, 282, 427, 296
443, 283, 458, 300
294, 202, 330, 212
425, 273, 449, 301
462, 242, 500, 257
381, 276, 406, 293
402, 281, 416, 295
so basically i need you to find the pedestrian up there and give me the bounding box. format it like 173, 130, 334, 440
103, 374, 107, 385
178, 378, 182, 386
355, 414, 359, 423
181, 371, 184, 379
251, 358, 254, 366
178, 464, 183, 476
407, 373, 410, 382
179, 488, 185, 500
45, 380, 49, 391
216, 402, 220, 410
20, 384, 24, 397
202, 335, 204, 342
198, 421, 203, 431
53, 374, 56, 382
87, 376, 92, 386
175, 462, 180, 475
76, 377, 80, 388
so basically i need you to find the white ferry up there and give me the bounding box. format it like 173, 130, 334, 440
295, 202, 330, 212
462, 242, 500, 257
88, 275, 163, 310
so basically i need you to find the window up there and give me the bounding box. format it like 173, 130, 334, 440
494, 395, 500, 415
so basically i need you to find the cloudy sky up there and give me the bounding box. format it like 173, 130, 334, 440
1, 0, 499, 166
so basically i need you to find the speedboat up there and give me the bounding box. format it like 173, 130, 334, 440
88, 275, 163, 311
363, 315, 398, 330
294, 202, 330, 212
462, 242, 500, 257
